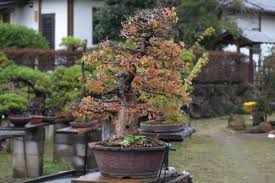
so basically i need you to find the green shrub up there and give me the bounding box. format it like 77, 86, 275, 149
46, 65, 84, 110
0, 93, 28, 115
0, 64, 50, 94
0, 23, 49, 48
0, 52, 12, 70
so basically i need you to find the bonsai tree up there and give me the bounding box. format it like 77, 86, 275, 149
0, 93, 28, 117
60, 36, 87, 51
0, 55, 50, 114
74, 7, 209, 138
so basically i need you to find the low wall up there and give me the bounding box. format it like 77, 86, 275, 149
189, 83, 258, 118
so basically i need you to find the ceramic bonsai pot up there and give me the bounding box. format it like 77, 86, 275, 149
31, 115, 43, 125
140, 121, 185, 133
8, 115, 31, 127
69, 120, 99, 128
90, 144, 167, 178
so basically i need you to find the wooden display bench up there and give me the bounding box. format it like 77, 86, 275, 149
72, 171, 192, 183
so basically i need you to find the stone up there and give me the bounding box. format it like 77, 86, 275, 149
13, 140, 43, 155
259, 122, 273, 133
12, 154, 43, 178
54, 144, 74, 157
55, 134, 74, 144
228, 114, 246, 130
72, 156, 84, 169
23, 128, 45, 142
75, 143, 86, 157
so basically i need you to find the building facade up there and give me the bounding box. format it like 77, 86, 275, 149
0, 0, 103, 49
222, 0, 275, 62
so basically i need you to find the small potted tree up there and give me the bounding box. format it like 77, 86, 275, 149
74, 7, 208, 178
0, 93, 29, 127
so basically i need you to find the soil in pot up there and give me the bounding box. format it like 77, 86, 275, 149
90, 137, 168, 178
8, 115, 31, 127
31, 115, 43, 125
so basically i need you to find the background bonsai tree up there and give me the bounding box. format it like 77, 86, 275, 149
0, 93, 28, 117
0, 53, 50, 114
74, 7, 209, 138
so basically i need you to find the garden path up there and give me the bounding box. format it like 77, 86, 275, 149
170, 116, 275, 183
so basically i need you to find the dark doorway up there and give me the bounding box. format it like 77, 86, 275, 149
41, 13, 55, 49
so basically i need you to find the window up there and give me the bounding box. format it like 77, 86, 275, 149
92, 7, 100, 45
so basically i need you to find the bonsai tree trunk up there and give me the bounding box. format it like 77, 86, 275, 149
113, 70, 139, 138
114, 93, 139, 138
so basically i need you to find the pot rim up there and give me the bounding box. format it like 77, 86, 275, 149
91, 143, 168, 151
140, 121, 186, 127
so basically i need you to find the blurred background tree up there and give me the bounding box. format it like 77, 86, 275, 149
94, 0, 240, 49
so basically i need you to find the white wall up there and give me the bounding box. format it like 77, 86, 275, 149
42, 0, 68, 49
74, 0, 103, 48
10, 1, 39, 31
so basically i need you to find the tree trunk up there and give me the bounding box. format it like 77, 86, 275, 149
113, 92, 139, 138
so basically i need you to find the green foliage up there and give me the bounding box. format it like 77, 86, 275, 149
46, 65, 84, 110
233, 105, 247, 114
176, 0, 239, 48
0, 93, 28, 115
0, 52, 12, 70
0, 64, 50, 94
94, 0, 239, 48
120, 135, 146, 147
43, 159, 71, 175
60, 36, 87, 48
0, 23, 49, 48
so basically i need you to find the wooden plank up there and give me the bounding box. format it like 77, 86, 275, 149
0, 123, 48, 131
56, 124, 100, 135
72, 172, 153, 183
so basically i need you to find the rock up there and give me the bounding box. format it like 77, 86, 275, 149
259, 122, 273, 133
246, 122, 273, 134
228, 114, 246, 130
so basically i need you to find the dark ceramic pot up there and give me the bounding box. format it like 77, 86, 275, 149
140, 122, 185, 133
8, 115, 31, 127
69, 120, 99, 128
90, 144, 167, 178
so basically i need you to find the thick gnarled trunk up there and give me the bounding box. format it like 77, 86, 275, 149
113, 91, 139, 138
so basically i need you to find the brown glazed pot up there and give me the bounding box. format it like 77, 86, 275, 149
31, 115, 43, 125
69, 120, 98, 128
90, 144, 167, 178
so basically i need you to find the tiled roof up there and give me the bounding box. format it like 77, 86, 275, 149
244, 0, 275, 13
220, 0, 275, 14
242, 30, 275, 44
